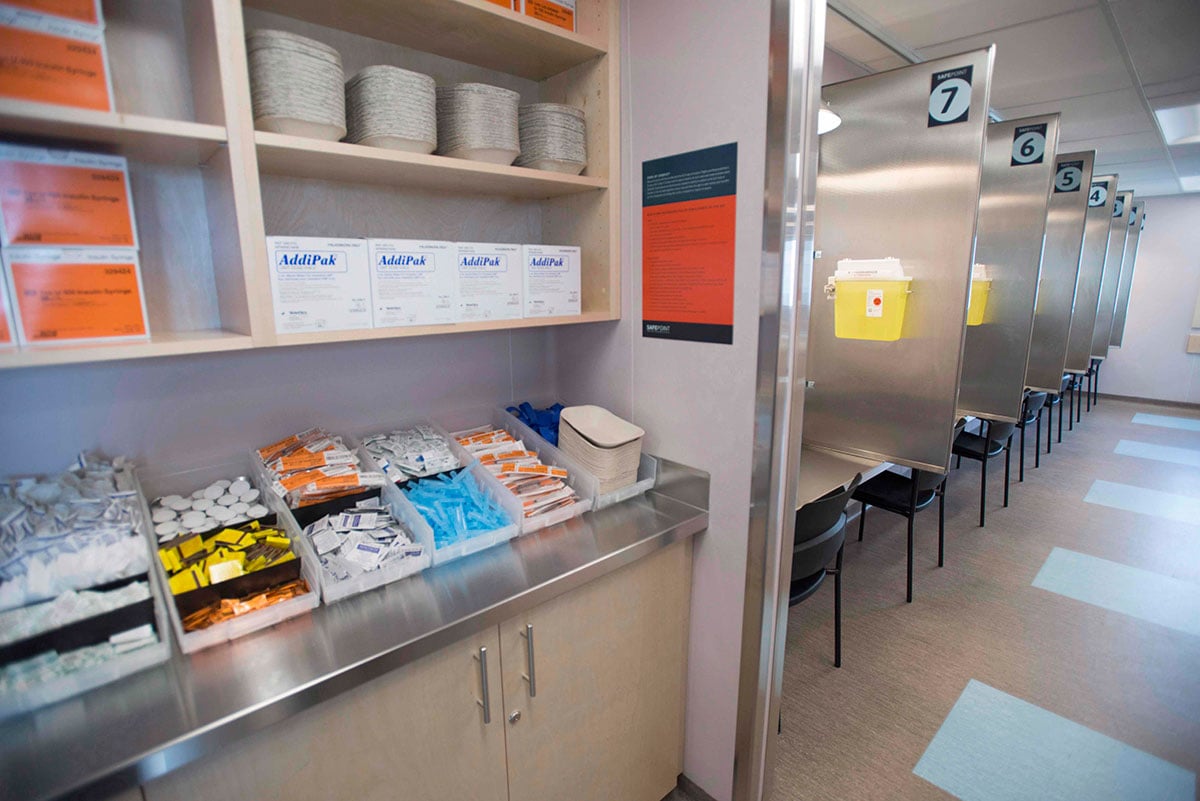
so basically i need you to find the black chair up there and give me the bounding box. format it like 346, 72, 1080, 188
1015, 391, 1047, 482
953, 418, 1014, 527
790, 474, 861, 668
853, 467, 947, 604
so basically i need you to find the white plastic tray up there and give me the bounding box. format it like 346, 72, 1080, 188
138, 459, 319, 654
440, 406, 594, 534
279, 464, 432, 605
501, 399, 657, 510
0, 462, 171, 719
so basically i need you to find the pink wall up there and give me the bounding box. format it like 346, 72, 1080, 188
556, 0, 773, 796
1100, 193, 1200, 404
0, 329, 555, 475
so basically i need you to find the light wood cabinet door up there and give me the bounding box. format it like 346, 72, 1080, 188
499, 541, 692, 801
143, 627, 508, 801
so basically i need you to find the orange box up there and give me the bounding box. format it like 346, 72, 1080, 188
522, 0, 575, 31
0, 0, 103, 26
0, 8, 111, 111
4, 247, 149, 345
483, 0, 515, 8
0, 275, 15, 348
0, 144, 137, 248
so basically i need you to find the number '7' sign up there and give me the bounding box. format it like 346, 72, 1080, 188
929, 65, 973, 127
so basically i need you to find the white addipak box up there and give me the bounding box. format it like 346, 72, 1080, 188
455, 242, 522, 322
367, 239, 456, 327
523, 244, 580, 318
266, 237, 372, 334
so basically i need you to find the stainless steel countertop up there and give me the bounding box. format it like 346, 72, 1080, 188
0, 458, 709, 801
796, 445, 889, 508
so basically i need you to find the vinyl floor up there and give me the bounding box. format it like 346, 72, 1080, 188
773, 398, 1200, 800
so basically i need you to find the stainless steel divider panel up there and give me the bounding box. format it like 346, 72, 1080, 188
1025, 151, 1094, 393
1110, 201, 1145, 348
1091, 189, 1133, 359
804, 47, 995, 473
1065, 173, 1118, 373
958, 115, 1060, 422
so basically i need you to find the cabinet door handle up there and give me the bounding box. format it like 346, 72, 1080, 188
475, 646, 491, 724
520, 623, 536, 697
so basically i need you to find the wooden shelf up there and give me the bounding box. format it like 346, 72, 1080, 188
0, 100, 227, 165
0, 331, 255, 369
242, 0, 605, 81
254, 131, 607, 198
272, 311, 615, 347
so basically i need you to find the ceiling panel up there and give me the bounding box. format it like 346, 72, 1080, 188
1109, 0, 1200, 88
1168, 143, 1200, 176
1094, 159, 1176, 189
1058, 131, 1165, 164
864, 54, 912, 72
825, 10, 897, 64
1120, 178, 1181, 196
823, 47, 872, 86
999, 87, 1153, 139
843, 0, 1095, 50
919, 8, 1133, 108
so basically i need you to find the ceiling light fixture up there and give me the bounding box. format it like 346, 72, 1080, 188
1154, 102, 1200, 146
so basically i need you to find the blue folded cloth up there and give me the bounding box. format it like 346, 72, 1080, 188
507, 401, 565, 445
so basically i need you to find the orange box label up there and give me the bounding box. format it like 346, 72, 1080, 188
0, 158, 135, 247
483, 0, 514, 8
8, 255, 148, 343
3, 1, 100, 25
523, 0, 574, 31
0, 21, 110, 111
0, 285, 13, 347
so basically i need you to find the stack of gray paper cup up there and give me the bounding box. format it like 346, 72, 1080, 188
515, 103, 587, 174
247, 29, 346, 141
435, 83, 521, 165
345, 65, 437, 154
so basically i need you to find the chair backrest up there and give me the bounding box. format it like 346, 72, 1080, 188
795, 473, 861, 544
983, 419, 1017, 442
1023, 391, 1048, 419
914, 468, 946, 493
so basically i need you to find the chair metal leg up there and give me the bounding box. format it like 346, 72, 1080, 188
1003, 437, 1011, 508
1085, 370, 1092, 412
858, 504, 865, 541
938, 478, 946, 568
906, 479, 917, 603
956, 454, 961, 469
979, 450, 987, 528
1058, 390, 1064, 442
1076, 378, 1082, 423
1093, 361, 1100, 405
1035, 410, 1042, 468
834, 545, 843, 668
1019, 422, 1025, 482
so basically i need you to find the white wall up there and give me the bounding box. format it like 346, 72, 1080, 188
555, 0, 773, 797
1100, 193, 1200, 404
0, 330, 554, 475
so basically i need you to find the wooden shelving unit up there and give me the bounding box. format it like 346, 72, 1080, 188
255, 131, 607, 197
0, 100, 226, 165
0, 0, 620, 368
0, 331, 254, 369
242, 0, 606, 80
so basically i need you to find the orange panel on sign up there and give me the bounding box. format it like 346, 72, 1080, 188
0, 22, 110, 111
9, 257, 148, 343
0, 159, 135, 247
3, 1, 100, 25
642, 195, 736, 326
483, 0, 515, 8
523, 0, 574, 31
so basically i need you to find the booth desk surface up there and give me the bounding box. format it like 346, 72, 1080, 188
796, 445, 890, 508
0, 459, 710, 801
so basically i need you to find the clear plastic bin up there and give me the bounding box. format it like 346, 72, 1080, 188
966, 278, 991, 326
276, 485, 431, 605
0, 460, 171, 718
354, 417, 466, 485
381, 462, 520, 566
832, 277, 913, 341
439, 407, 594, 534
139, 459, 319, 654
501, 399, 657, 510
